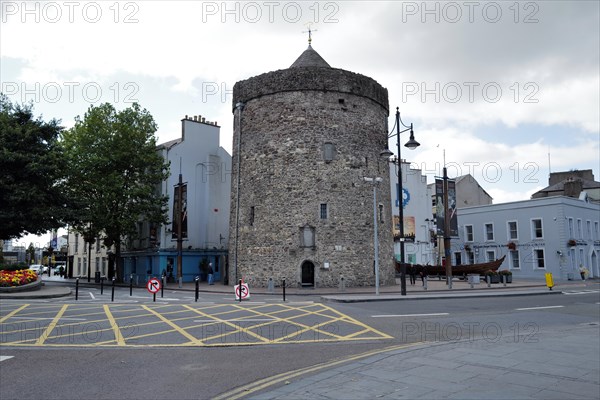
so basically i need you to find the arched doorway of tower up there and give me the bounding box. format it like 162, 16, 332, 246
301, 260, 315, 287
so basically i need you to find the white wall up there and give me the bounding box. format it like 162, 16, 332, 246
160, 118, 231, 251
388, 160, 436, 265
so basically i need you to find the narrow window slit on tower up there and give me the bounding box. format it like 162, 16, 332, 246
250, 206, 255, 226
323, 142, 335, 163
320, 203, 328, 219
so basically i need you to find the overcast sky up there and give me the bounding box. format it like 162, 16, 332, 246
2, 1, 599, 246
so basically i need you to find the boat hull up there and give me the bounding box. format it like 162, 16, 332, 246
396, 255, 506, 276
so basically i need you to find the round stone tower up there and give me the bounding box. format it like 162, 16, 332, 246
229, 44, 395, 288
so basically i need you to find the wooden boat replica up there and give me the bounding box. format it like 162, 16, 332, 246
396, 255, 506, 276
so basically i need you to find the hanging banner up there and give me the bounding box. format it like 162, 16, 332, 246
172, 183, 188, 240
448, 180, 458, 237
435, 179, 444, 236
435, 179, 458, 237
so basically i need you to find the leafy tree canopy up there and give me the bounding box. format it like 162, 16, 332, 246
62, 103, 169, 279
0, 94, 69, 240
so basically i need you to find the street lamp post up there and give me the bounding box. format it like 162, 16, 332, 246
381, 107, 420, 296
364, 177, 383, 295
233, 102, 245, 286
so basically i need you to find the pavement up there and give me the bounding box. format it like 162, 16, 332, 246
0, 273, 591, 301
244, 322, 600, 400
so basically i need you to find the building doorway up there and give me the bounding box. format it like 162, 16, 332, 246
591, 251, 598, 279
301, 261, 315, 287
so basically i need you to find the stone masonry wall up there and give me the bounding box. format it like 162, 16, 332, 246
229, 68, 394, 288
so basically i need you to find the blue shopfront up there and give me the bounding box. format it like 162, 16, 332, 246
121, 249, 227, 284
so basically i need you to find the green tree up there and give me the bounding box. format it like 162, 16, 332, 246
62, 103, 169, 281
0, 94, 69, 240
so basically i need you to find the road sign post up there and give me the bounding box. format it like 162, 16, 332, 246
235, 280, 250, 301
147, 277, 161, 293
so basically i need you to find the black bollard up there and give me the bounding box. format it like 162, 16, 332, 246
129, 274, 133, 296
195, 277, 199, 302
100, 277, 104, 295
111, 277, 116, 302
75, 277, 79, 300
238, 279, 243, 302
282, 278, 286, 302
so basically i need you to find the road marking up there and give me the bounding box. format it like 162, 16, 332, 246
563, 290, 600, 295
222, 298, 265, 304
103, 304, 126, 346
35, 304, 68, 345
213, 342, 425, 400
1, 304, 391, 347
89, 292, 95, 300
372, 313, 449, 318
0, 356, 14, 362
184, 304, 270, 344
0, 304, 29, 323
144, 305, 201, 345
193, 318, 277, 323
10, 316, 87, 321
516, 305, 564, 311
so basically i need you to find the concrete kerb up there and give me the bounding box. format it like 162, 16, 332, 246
0, 284, 71, 299
6, 276, 591, 301
320, 289, 562, 303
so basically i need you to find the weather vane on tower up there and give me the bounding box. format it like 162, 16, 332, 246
302, 22, 318, 46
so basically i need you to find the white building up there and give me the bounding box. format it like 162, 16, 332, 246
121, 115, 232, 283
67, 231, 111, 279
388, 160, 436, 265
457, 195, 600, 280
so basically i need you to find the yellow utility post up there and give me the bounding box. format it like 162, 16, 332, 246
545, 273, 554, 290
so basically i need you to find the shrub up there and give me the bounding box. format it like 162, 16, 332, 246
0, 263, 28, 272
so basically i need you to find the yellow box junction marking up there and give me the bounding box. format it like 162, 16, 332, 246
103, 304, 126, 346
0, 304, 29, 323
35, 304, 68, 345
142, 305, 201, 345
0, 303, 391, 347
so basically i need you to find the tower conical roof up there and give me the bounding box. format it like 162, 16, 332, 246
290, 45, 331, 68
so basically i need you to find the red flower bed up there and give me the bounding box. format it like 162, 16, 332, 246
0, 269, 38, 287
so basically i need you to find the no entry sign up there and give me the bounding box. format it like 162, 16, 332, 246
147, 277, 161, 294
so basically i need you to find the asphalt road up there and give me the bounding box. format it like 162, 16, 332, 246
1, 289, 598, 400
